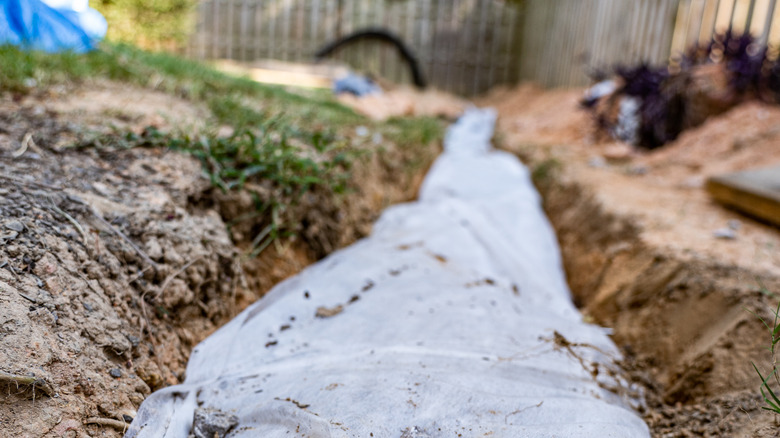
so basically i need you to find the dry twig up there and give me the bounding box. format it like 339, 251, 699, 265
12, 133, 41, 158
47, 201, 89, 245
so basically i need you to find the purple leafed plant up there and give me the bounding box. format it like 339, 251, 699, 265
586, 31, 780, 149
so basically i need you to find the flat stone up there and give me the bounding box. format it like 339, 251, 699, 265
5, 221, 24, 232
191, 407, 238, 438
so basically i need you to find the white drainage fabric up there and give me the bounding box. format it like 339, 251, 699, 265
127, 108, 649, 438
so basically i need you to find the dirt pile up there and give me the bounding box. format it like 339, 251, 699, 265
484, 83, 780, 436
0, 83, 439, 437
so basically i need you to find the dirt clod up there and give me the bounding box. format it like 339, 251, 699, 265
315, 305, 344, 318
190, 407, 238, 438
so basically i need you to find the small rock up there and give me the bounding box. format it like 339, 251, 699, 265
109, 368, 122, 378
145, 238, 163, 262
191, 407, 238, 438
727, 220, 742, 231
91, 182, 112, 197
401, 426, 431, 438
603, 143, 633, 161
5, 221, 24, 232
355, 126, 369, 137
626, 165, 648, 175
0, 231, 18, 241
588, 156, 607, 168
127, 335, 140, 348
713, 228, 737, 240
680, 176, 705, 189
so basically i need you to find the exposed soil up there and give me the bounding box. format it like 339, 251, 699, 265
337, 86, 470, 121
7, 73, 779, 437
0, 82, 439, 437
482, 84, 780, 436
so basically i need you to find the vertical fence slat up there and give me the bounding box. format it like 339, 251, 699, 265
631, 1, 647, 64
657, 0, 679, 63
210, 0, 219, 59
226, 0, 234, 59
560, 1, 576, 86
253, 0, 261, 60
746, 0, 758, 30
591, 0, 612, 68
689, 0, 705, 45
761, 0, 778, 44
728, 0, 739, 32
573, 0, 594, 85
541, 0, 558, 88
503, 5, 518, 85
699, 0, 718, 43
267, 1, 276, 60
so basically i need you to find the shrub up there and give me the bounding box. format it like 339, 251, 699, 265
92, 0, 198, 50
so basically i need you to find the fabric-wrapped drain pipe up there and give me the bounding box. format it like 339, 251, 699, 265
127, 108, 649, 438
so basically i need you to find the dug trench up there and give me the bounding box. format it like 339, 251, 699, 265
486, 84, 780, 436
532, 170, 780, 436
4, 77, 779, 438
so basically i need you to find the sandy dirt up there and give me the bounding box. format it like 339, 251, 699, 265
337, 86, 470, 121
482, 83, 780, 436
6, 73, 779, 437
0, 82, 439, 437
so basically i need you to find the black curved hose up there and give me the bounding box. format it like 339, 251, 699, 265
314, 27, 427, 89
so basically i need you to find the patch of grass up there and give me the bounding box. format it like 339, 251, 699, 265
0, 43, 361, 129
206, 97, 268, 130
175, 126, 353, 196
376, 116, 444, 179
749, 288, 780, 414
82, 122, 358, 255
1, 42, 444, 254
92, 0, 198, 50
382, 116, 445, 149
531, 158, 562, 184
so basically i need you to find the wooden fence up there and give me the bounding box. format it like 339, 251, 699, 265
520, 0, 780, 88
187, 0, 525, 96
670, 0, 779, 53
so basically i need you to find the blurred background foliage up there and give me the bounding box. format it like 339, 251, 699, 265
92, 0, 198, 50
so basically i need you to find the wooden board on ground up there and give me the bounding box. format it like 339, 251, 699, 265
706, 166, 780, 226
214, 59, 349, 89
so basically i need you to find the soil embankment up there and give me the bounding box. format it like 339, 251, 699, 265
484, 84, 780, 436
0, 82, 440, 437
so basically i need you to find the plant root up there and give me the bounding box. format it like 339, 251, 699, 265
85, 417, 130, 431
0, 370, 56, 398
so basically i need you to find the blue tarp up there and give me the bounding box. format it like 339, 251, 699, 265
0, 0, 106, 53
333, 73, 382, 96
